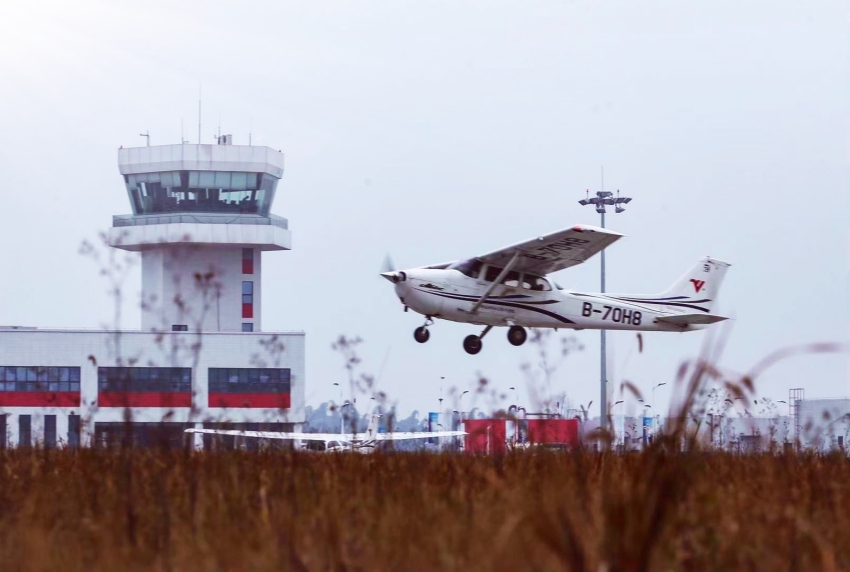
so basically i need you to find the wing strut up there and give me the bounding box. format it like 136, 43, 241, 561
470, 251, 520, 314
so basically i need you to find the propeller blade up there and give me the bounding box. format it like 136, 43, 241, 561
380, 254, 396, 274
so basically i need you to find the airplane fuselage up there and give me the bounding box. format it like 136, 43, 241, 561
394, 268, 692, 333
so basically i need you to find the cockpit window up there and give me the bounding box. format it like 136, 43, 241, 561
554, 282, 564, 290
449, 259, 482, 279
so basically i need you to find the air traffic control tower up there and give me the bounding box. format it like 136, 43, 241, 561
108, 138, 290, 333
0, 137, 304, 449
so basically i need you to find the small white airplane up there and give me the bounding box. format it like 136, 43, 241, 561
381, 224, 730, 354
185, 415, 465, 453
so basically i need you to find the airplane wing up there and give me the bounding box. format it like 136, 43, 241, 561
185, 429, 354, 441
477, 224, 623, 276
374, 431, 466, 441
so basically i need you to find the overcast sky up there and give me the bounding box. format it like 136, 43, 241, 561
0, 1, 846, 418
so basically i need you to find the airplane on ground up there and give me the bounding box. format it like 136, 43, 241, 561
185, 415, 465, 453
380, 224, 730, 354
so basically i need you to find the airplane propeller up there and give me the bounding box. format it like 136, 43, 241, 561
381, 254, 396, 274
380, 254, 405, 283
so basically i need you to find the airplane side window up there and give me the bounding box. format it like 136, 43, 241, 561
527, 275, 552, 291
484, 265, 503, 282
502, 270, 521, 287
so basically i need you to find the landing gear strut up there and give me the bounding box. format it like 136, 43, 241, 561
463, 326, 492, 355
507, 325, 527, 346
414, 317, 433, 343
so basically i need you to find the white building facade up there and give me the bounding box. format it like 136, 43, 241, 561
0, 139, 306, 448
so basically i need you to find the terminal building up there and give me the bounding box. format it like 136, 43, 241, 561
0, 139, 306, 448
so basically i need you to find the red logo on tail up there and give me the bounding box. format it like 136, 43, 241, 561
690, 279, 706, 293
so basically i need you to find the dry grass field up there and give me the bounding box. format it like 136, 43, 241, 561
0, 446, 847, 571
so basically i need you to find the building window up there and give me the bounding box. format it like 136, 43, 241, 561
242, 281, 254, 318
0, 415, 6, 449
242, 248, 254, 274
241, 323, 253, 332
68, 414, 80, 448
97, 367, 191, 393
0, 366, 81, 393
19, 415, 31, 448
44, 415, 56, 449
208, 368, 290, 394
172, 324, 188, 332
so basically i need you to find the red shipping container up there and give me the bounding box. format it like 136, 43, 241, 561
463, 419, 507, 454
526, 418, 579, 447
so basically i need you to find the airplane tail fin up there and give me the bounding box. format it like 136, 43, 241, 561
365, 413, 381, 438
657, 257, 731, 314
612, 257, 730, 315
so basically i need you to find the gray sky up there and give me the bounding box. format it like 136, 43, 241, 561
0, 1, 846, 418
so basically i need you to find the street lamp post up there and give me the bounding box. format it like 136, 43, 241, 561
332, 382, 344, 433
652, 382, 667, 430
578, 179, 633, 428
459, 390, 469, 420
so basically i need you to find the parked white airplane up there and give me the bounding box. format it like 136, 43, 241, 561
185, 415, 465, 453
381, 224, 730, 354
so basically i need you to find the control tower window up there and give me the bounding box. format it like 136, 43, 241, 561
126, 171, 279, 216
242, 248, 254, 274
242, 281, 254, 319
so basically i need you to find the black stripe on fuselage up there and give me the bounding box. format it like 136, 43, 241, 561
415, 289, 576, 324
573, 293, 711, 313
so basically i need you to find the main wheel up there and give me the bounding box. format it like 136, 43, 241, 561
507, 326, 527, 346
463, 335, 482, 355
414, 326, 430, 343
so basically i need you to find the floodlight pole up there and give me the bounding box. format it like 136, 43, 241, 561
577, 178, 633, 434
600, 209, 607, 432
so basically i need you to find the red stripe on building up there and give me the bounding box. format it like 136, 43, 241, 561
242, 259, 254, 274
208, 393, 290, 409
242, 303, 253, 318
98, 393, 192, 408
0, 392, 81, 407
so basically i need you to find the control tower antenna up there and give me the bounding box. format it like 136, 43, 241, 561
249, 116, 252, 146
139, 131, 150, 146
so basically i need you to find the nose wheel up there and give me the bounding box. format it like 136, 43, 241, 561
414, 326, 430, 343
413, 317, 434, 344
507, 326, 527, 346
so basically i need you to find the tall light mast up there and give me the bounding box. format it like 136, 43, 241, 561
578, 179, 632, 428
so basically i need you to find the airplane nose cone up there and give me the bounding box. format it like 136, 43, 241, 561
380, 271, 407, 284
